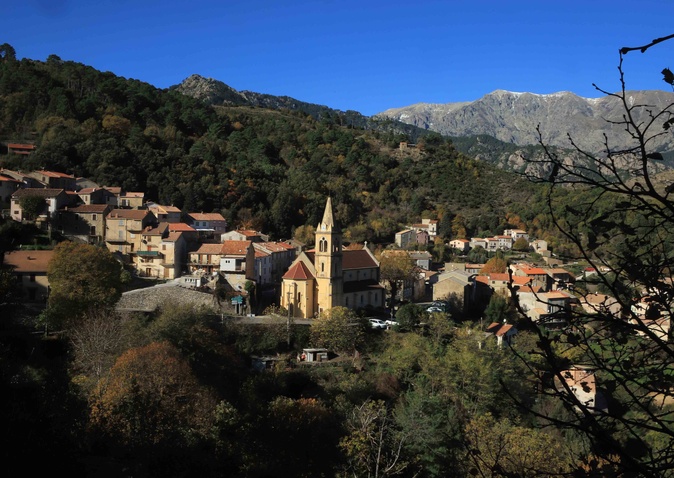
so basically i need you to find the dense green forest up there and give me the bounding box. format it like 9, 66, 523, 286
0, 45, 574, 249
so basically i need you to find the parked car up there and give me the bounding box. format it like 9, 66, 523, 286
384, 319, 399, 328
426, 306, 445, 313
368, 318, 387, 329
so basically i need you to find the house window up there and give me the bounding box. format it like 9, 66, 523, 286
92, 214, 97, 220
345, 297, 349, 307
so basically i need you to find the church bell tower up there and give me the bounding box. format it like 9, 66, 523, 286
315, 197, 343, 312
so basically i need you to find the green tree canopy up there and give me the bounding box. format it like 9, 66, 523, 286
512, 236, 530, 251
310, 306, 365, 354
395, 303, 425, 332
18, 195, 47, 220
46, 241, 124, 326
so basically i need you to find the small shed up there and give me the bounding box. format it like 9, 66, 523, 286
251, 355, 284, 372
177, 274, 208, 288
300, 348, 329, 363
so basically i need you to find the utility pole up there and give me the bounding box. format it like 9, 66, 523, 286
287, 288, 292, 348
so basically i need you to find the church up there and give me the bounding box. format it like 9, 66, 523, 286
281, 198, 385, 318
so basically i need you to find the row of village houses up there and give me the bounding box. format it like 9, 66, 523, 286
0, 168, 593, 321
396, 222, 549, 255
2, 168, 668, 337
1, 168, 299, 291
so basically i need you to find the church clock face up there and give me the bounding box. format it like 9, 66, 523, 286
322, 224, 326, 230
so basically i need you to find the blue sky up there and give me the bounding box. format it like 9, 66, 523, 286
5, 0, 674, 116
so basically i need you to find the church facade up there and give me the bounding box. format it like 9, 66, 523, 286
281, 198, 385, 318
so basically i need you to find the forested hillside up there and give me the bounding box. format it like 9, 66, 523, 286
0, 47, 559, 245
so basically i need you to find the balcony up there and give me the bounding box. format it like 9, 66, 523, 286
135, 250, 163, 257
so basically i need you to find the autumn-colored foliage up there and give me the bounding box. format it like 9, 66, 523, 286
89, 341, 216, 446
480, 255, 508, 274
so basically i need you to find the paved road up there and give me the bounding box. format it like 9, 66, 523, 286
225, 314, 312, 325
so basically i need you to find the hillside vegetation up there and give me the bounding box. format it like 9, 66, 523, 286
1, 48, 561, 246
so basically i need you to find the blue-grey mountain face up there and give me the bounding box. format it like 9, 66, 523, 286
377, 89, 674, 154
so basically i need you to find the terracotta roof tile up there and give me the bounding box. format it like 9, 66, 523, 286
164, 232, 183, 242
169, 223, 196, 232
220, 240, 251, 255
188, 212, 226, 221
35, 170, 74, 178
66, 204, 110, 213
12, 188, 65, 198
107, 209, 151, 220
0, 174, 20, 183
193, 243, 224, 254
283, 261, 313, 280
486, 322, 514, 336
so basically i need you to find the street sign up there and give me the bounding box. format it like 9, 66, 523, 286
231, 295, 244, 304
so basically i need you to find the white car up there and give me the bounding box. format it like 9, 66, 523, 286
368, 318, 387, 329
384, 319, 399, 328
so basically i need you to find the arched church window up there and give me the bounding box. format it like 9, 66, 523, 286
319, 238, 327, 252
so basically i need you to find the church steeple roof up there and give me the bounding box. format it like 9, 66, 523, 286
320, 197, 340, 231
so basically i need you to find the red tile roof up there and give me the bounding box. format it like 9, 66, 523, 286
512, 276, 532, 285
107, 209, 151, 220
168, 223, 196, 232
188, 212, 226, 221
486, 322, 515, 337
220, 240, 251, 255
484, 273, 511, 282
283, 261, 313, 280
193, 243, 224, 254
164, 232, 183, 242
67, 204, 110, 213
305, 249, 378, 270
35, 170, 74, 178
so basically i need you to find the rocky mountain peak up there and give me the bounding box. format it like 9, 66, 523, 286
377, 89, 674, 154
